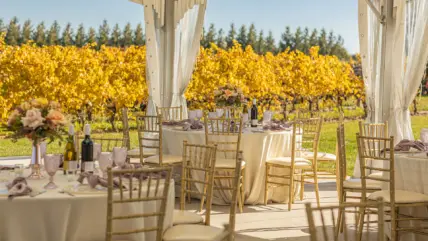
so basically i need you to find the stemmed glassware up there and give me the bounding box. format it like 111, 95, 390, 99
99, 152, 113, 178
113, 147, 127, 167
66, 161, 78, 182
44, 154, 61, 189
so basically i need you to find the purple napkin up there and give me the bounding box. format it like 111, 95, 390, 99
183, 120, 203, 131
394, 139, 427, 152
7, 177, 32, 199
263, 123, 289, 131
162, 119, 190, 126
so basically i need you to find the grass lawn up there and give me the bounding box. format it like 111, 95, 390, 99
1, 115, 428, 176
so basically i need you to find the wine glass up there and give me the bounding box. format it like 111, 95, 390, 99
113, 147, 127, 167
208, 112, 217, 119
188, 110, 197, 120
195, 109, 203, 120
421, 128, 428, 144
216, 108, 224, 118
93, 143, 102, 161
242, 113, 249, 127
263, 111, 273, 127
14, 164, 24, 178
67, 161, 78, 182
99, 152, 113, 178
44, 154, 61, 189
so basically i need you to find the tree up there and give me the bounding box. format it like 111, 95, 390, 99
134, 23, 145, 46
33, 22, 46, 46
292, 27, 303, 51
265, 30, 276, 54
216, 28, 227, 49
98, 20, 110, 46
309, 28, 318, 49
87, 27, 97, 44
226, 23, 237, 49
46, 21, 60, 45
0, 18, 6, 34
279, 26, 293, 52
302, 27, 310, 54
204, 23, 216, 48
327, 30, 336, 55
20, 20, 32, 44
121, 23, 133, 47
247, 23, 257, 49
75, 24, 86, 47
110, 24, 121, 47
61, 23, 74, 46
318, 28, 328, 55
237, 24, 248, 48
255, 30, 266, 54
5, 17, 20, 46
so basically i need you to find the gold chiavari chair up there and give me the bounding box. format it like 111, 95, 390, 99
358, 121, 388, 179
305, 197, 385, 241
136, 114, 182, 166
357, 134, 428, 241
156, 106, 183, 121
202, 115, 245, 213
163, 151, 243, 241
336, 124, 381, 237
105, 166, 172, 241
215, 106, 242, 118
264, 117, 323, 210
297, 109, 321, 120
172, 141, 217, 226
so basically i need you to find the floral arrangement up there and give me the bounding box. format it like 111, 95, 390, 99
213, 84, 246, 107
6, 98, 68, 144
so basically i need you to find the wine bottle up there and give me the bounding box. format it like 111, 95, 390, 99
81, 124, 94, 173
63, 124, 77, 175
251, 99, 258, 127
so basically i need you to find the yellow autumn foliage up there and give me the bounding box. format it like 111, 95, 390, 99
0, 38, 363, 121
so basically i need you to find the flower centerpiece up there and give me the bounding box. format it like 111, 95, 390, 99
7, 98, 68, 179
213, 84, 246, 107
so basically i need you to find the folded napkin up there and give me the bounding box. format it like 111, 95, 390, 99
7, 177, 33, 200
183, 120, 203, 131
263, 122, 289, 131
394, 139, 427, 152
77, 172, 126, 189
162, 119, 189, 126
0, 165, 14, 171
271, 120, 292, 128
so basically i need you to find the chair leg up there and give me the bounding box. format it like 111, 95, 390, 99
357, 206, 366, 241
300, 170, 305, 201
237, 182, 243, 213
391, 207, 398, 241
340, 193, 347, 233
264, 164, 270, 205
241, 167, 246, 208
313, 172, 320, 207
288, 169, 294, 211
199, 173, 210, 212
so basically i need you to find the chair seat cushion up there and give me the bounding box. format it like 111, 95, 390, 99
368, 190, 428, 203
144, 155, 182, 164
173, 210, 204, 225
266, 157, 312, 167
343, 179, 381, 190
163, 224, 228, 241
302, 152, 336, 161
215, 158, 246, 169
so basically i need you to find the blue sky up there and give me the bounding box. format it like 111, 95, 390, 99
0, 0, 359, 53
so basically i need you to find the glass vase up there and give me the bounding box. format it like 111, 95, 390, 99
28, 141, 45, 179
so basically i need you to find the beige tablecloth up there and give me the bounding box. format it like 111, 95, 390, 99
0, 169, 174, 241
383, 153, 428, 241
162, 127, 299, 205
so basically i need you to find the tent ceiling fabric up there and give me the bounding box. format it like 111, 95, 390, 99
130, 0, 206, 27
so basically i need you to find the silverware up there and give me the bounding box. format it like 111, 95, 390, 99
30, 190, 46, 197
59, 189, 75, 196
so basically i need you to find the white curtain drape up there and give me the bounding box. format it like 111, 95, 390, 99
389, 0, 428, 141
358, 0, 383, 123
131, 0, 207, 116
170, 5, 205, 118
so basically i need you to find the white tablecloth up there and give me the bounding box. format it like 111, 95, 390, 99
0, 169, 174, 241
384, 153, 428, 241
162, 127, 299, 204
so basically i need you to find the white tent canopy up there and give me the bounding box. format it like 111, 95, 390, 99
130, 0, 207, 117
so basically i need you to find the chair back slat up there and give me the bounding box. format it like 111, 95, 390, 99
181, 141, 217, 225
357, 134, 395, 205
106, 166, 172, 241
305, 198, 385, 241
204, 116, 243, 161
156, 106, 183, 121
294, 117, 323, 162
136, 115, 163, 164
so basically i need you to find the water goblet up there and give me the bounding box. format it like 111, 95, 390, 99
99, 152, 113, 178
14, 164, 24, 178
421, 128, 428, 144
113, 147, 127, 167
195, 109, 203, 120
188, 110, 197, 120
216, 108, 224, 118
208, 112, 217, 119
263, 111, 273, 127
44, 154, 61, 189
93, 143, 102, 161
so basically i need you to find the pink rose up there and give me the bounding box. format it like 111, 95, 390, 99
22, 109, 45, 129
46, 110, 67, 126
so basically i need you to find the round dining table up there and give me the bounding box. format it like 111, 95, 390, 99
162, 126, 300, 205
0, 167, 174, 241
